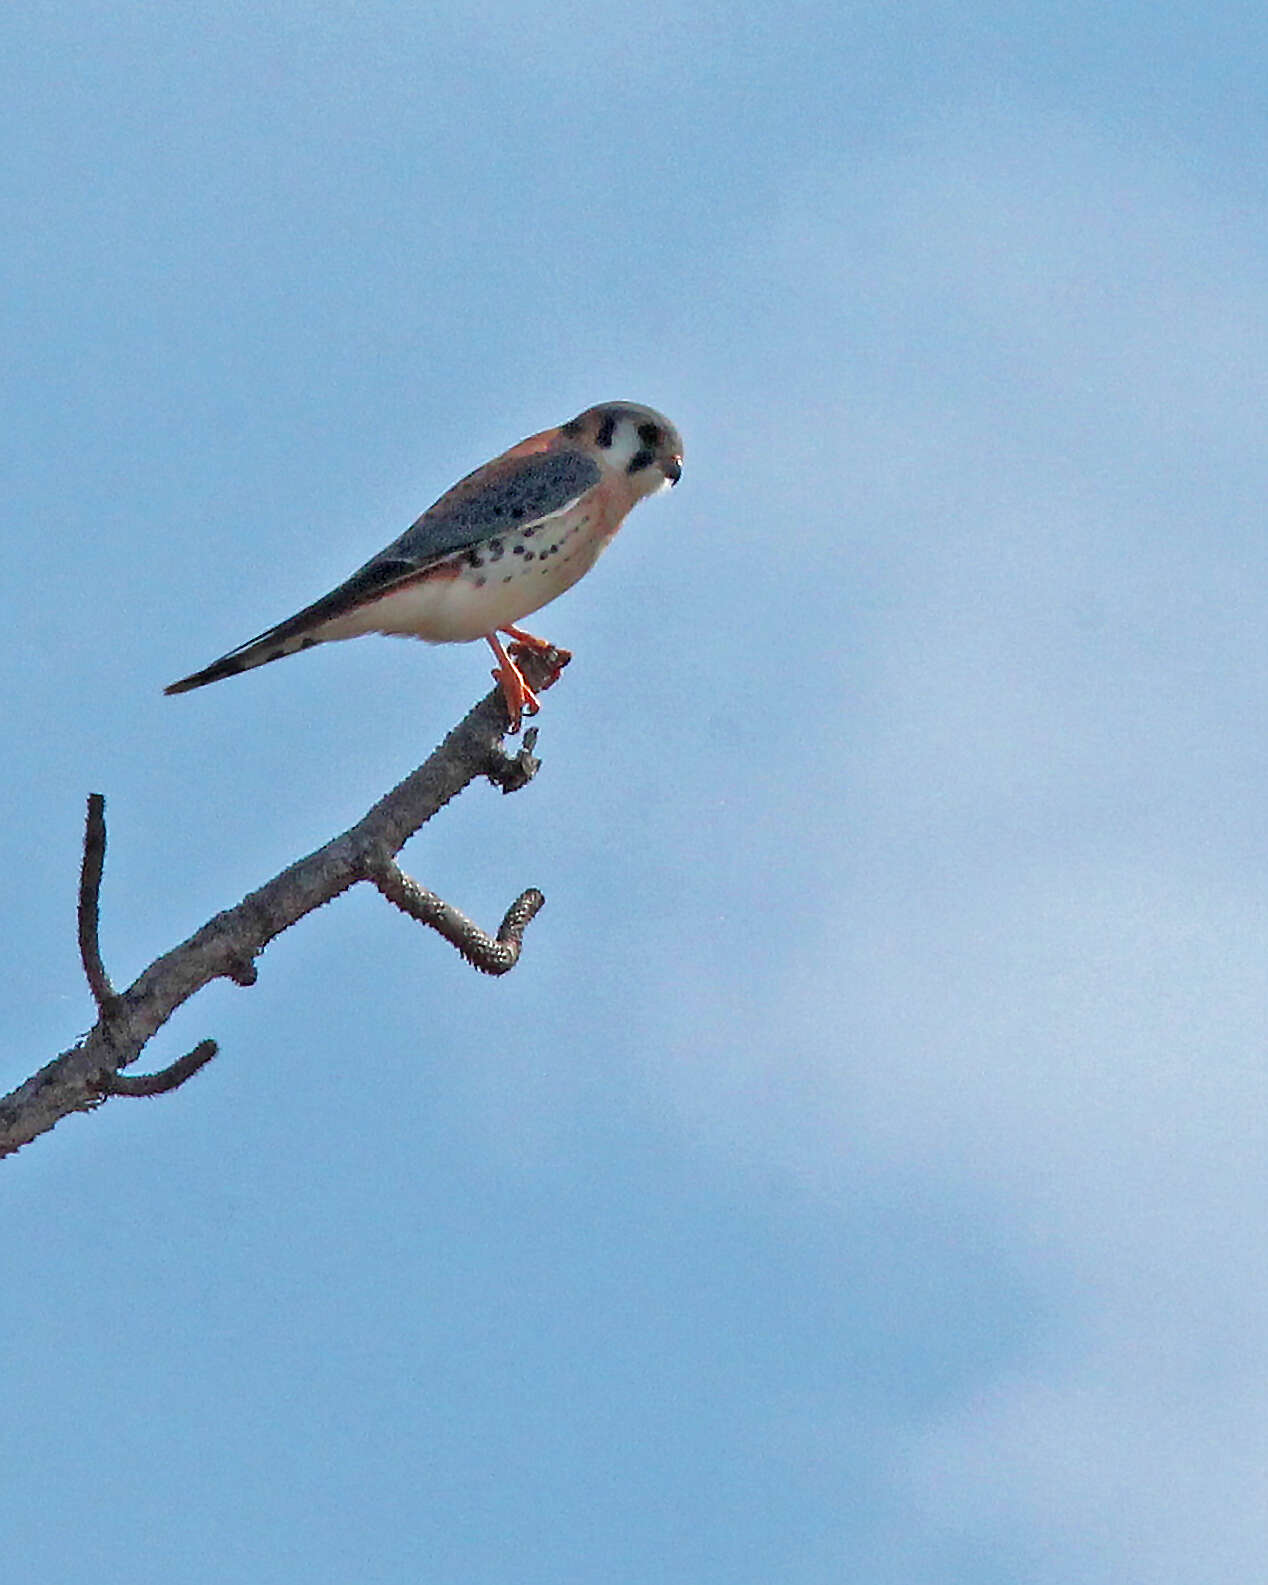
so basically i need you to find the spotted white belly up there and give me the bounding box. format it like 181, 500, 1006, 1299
316, 501, 613, 645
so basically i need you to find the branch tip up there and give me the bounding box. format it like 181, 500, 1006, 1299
78, 792, 120, 1019
367, 860, 544, 975
486, 728, 542, 794
102, 1040, 218, 1097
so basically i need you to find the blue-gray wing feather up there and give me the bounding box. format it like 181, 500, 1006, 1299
381, 449, 601, 566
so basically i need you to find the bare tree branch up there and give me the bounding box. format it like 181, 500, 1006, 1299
77, 793, 119, 1020
1, 649, 567, 1159
101, 1040, 219, 1096
367, 858, 545, 975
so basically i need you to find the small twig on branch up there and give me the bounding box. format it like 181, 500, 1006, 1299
78, 793, 119, 1020
367, 858, 545, 975
485, 727, 542, 795
101, 1040, 219, 1097
1, 648, 569, 1160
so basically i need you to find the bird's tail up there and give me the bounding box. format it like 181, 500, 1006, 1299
164, 625, 322, 694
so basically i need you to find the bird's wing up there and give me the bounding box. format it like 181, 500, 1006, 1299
164, 446, 602, 693
386, 445, 601, 564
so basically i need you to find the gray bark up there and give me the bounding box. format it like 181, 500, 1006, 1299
1, 660, 563, 1160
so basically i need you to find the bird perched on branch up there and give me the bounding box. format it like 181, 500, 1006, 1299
166, 401, 684, 731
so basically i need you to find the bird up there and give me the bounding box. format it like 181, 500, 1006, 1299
165, 401, 683, 731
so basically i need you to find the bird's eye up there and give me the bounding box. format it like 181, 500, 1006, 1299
637, 422, 660, 445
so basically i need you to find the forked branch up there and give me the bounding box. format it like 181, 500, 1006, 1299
0, 649, 567, 1159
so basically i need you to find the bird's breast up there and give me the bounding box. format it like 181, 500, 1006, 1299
317, 495, 619, 645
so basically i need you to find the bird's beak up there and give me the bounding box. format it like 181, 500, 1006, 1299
664, 455, 683, 486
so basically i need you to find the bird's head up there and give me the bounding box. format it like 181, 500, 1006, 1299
564, 402, 683, 497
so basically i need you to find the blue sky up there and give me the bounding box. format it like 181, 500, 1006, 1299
3, 4, 1266, 1581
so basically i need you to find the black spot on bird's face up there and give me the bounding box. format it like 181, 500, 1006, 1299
596, 412, 617, 449
638, 421, 661, 446
626, 448, 655, 474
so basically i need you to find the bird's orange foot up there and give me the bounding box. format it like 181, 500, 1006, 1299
503, 625, 572, 694
490, 664, 541, 734
506, 642, 570, 699
500, 624, 573, 668
486, 632, 541, 734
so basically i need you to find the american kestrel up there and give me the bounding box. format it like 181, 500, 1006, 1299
165, 401, 683, 731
